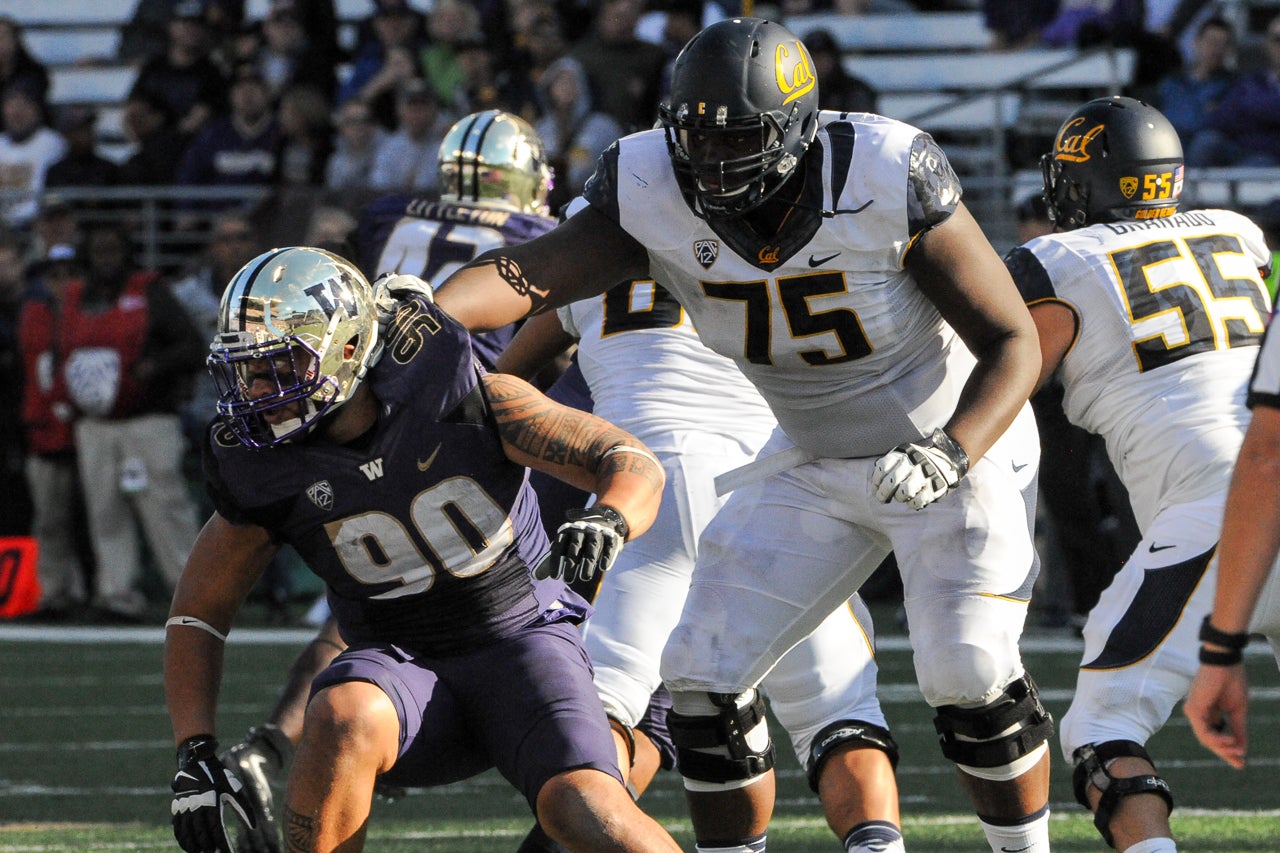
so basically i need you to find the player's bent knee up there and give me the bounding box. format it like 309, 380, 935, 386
304, 681, 400, 773
805, 719, 900, 793
536, 768, 633, 845
933, 674, 1054, 781
668, 689, 775, 790
1072, 741, 1173, 849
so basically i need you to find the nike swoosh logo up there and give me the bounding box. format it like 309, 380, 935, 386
1012, 462, 1028, 472
417, 444, 441, 472
1148, 542, 1176, 553
808, 251, 841, 267
1001, 846, 1032, 853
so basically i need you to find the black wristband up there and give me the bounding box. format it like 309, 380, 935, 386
567, 505, 629, 540
927, 428, 970, 479
177, 734, 218, 768
1199, 645, 1244, 666
1199, 616, 1249, 650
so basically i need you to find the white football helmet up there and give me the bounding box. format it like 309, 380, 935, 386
437, 109, 553, 215
208, 246, 382, 449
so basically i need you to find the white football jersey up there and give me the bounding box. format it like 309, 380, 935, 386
1008, 208, 1272, 529
557, 281, 777, 454
583, 112, 976, 458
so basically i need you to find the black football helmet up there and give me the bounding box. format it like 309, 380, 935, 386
1041, 96, 1183, 230
659, 17, 820, 219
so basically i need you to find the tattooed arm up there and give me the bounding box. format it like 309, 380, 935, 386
483, 371, 664, 541
435, 206, 650, 332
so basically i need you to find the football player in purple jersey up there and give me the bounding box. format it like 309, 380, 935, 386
163, 246, 679, 853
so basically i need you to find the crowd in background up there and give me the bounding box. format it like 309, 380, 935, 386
1, 0, 1278, 626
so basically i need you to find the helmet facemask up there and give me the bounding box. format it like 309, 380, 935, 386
664, 106, 802, 218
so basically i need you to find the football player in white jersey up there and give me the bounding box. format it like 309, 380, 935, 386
1185, 322, 1280, 767
1005, 95, 1280, 853
436, 18, 1053, 853
498, 277, 905, 853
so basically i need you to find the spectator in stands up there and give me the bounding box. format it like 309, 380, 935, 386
0, 231, 32, 539
452, 35, 524, 116
1186, 12, 1280, 168
60, 221, 204, 623
25, 195, 79, 271
174, 64, 279, 212
304, 204, 357, 253
368, 78, 453, 192
804, 28, 878, 114
350, 0, 426, 61
274, 84, 332, 186
505, 7, 570, 124
1040, 0, 1146, 48
324, 98, 385, 190
983, 0, 1060, 50
0, 18, 49, 135
338, 0, 428, 130
0, 83, 66, 230
534, 56, 622, 213
569, 0, 667, 133
251, 0, 337, 105
1153, 16, 1236, 152
129, 0, 229, 140
18, 241, 91, 620
418, 0, 483, 109
169, 210, 260, 455
117, 91, 186, 187
46, 107, 119, 191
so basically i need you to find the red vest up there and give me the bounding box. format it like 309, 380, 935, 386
59, 271, 160, 420
17, 295, 74, 455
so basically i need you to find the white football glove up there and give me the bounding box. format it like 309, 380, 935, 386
372, 272, 434, 332
871, 428, 970, 510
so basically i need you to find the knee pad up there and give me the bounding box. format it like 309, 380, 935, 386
933, 673, 1054, 776
805, 719, 900, 793
1072, 741, 1174, 849
668, 689, 775, 788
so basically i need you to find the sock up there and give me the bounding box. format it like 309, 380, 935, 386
1121, 839, 1177, 853
695, 834, 767, 853
979, 805, 1050, 853
844, 819, 906, 852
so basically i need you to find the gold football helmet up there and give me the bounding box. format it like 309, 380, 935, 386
208, 246, 382, 448
437, 109, 553, 216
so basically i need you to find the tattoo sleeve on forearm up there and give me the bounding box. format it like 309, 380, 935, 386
487, 373, 620, 467
284, 806, 319, 852
474, 256, 550, 311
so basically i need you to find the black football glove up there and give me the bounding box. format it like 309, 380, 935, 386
172, 735, 259, 853
871, 427, 970, 510
219, 725, 293, 853
534, 506, 629, 586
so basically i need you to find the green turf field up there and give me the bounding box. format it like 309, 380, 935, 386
2, 613, 1278, 851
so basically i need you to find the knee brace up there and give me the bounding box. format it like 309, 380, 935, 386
933, 674, 1054, 776
805, 719, 900, 793
668, 689, 775, 788
1072, 741, 1174, 849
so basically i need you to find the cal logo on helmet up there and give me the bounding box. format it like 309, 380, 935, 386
1053, 117, 1105, 163
775, 41, 815, 105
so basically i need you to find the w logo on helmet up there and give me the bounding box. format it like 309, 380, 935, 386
775, 41, 815, 105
